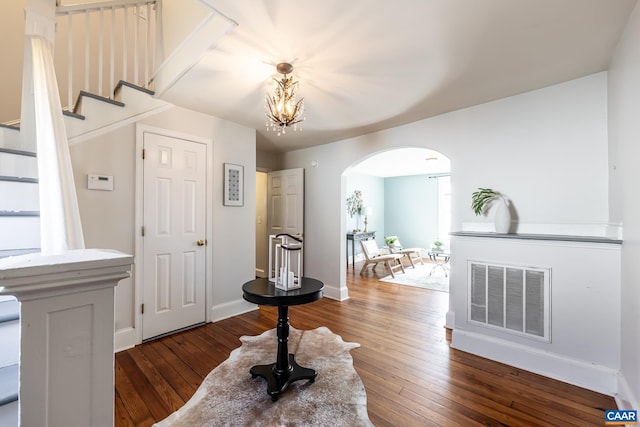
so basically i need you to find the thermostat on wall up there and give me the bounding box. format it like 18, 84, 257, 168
87, 174, 114, 191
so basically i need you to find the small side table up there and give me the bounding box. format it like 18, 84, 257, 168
242, 277, 324, 401
346, 231, 376, 268
428, 250, 450, 277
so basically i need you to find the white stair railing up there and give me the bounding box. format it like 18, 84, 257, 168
55, 0, 156, 110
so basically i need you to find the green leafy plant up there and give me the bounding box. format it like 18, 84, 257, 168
433, 240, 443, 248
471, 187, 505, 216
384, 236, 398, 246
346, 190, 364, 218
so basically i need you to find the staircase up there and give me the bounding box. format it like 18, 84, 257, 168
0, 0, 236, 422
0, 136, 35, 425
0, 115, 38, 423
0, 80, 166, 425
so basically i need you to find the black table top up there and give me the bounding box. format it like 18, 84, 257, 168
242, 277, 324, 307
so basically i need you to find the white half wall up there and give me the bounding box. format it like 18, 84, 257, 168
449, 234, 621, 395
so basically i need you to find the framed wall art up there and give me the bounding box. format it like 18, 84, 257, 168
223, 163, 244, 206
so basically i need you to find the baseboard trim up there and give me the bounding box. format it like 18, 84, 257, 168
616, 372, 639, 411
322, 283, 349, 301
114, 327, 137, 352
210, 298, 256, 323
451, 328, 618, 396
445, 310, 455, 329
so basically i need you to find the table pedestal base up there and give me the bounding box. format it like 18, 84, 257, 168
250, 354, 316, 401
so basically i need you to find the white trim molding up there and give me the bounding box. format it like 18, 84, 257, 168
322, 283, 349, 301
452, 329, 618, 396
210, 298, 256, 323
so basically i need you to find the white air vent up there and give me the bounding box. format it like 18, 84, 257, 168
468, 261, 550, 342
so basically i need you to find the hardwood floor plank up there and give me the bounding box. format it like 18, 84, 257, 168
117, 351, 173, 422
135, 341, 195, 402
128, 346, 186, 412
114, 359, 155, 426
115, 261, 617, 426
143, 339, 202, 395
114, 391, 136, 427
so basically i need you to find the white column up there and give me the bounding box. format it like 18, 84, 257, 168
21, 0, 85, 254
0, 249, 133, 427
20, 2, 57, 153
30, 35, 86, 254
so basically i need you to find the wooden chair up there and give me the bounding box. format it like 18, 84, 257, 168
387, 237, 425, 268
360, 239, 406, 278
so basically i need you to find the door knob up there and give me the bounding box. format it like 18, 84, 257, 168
197, 239, 207, 246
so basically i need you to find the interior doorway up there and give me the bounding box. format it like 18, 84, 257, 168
344, 147, 451, 276
255, 171, 268, 277
139, 129, 208, 341
255, 168, 305, 279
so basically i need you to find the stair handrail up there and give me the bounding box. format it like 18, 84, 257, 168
55, 0, 156, 111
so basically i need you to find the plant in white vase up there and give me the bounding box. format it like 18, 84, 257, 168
471, 187, 512, 233
346, 190, 364, 231
384, 236, 398, 248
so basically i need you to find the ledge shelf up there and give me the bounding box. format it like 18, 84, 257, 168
450, 231, 622, 245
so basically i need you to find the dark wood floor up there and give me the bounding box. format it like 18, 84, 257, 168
115, 259, 616, 426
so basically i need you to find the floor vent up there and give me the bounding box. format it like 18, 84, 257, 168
468, 261, 550, 342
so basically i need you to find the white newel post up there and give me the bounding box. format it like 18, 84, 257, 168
0, 249, 133, 427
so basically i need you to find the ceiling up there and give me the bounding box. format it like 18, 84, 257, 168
351, 148, 450, 178
160, 0, 637, 153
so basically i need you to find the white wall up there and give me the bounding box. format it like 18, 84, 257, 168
256, 150, 283, 171
283, 72, 610, 301
608, 1, 640, 410
0, 0, 26, 124
70, 105, 257, 349
70, 126, 136, 332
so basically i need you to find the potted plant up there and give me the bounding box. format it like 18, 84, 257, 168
432, 240, 444, 251
384, 236, 398, 248
346, 190, 364, 231
471, 187, 512, 233
346, 190, 363, 217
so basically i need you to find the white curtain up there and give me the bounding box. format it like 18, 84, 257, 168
30, 35, 85, 254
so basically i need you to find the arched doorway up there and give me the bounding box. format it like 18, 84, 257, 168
343, 147, 451, 292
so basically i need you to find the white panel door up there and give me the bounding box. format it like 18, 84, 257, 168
267, 169, 304, 277
267, 168, 304, 237
142, 132, 207, 340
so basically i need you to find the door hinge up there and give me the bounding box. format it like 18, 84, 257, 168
141, 303, 144, 314
141, 226, 145, 236
142, 148, 146, 159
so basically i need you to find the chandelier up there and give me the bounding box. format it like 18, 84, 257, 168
265, 62, 305, 135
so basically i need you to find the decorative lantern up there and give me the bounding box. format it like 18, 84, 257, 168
274, 233, 303, 291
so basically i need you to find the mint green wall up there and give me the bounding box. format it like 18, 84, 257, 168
345, 172, 385, 249
384, 175, 439, 249
346, 172, 443, 252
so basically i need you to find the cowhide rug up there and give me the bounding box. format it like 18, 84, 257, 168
154, 326, 373, 427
